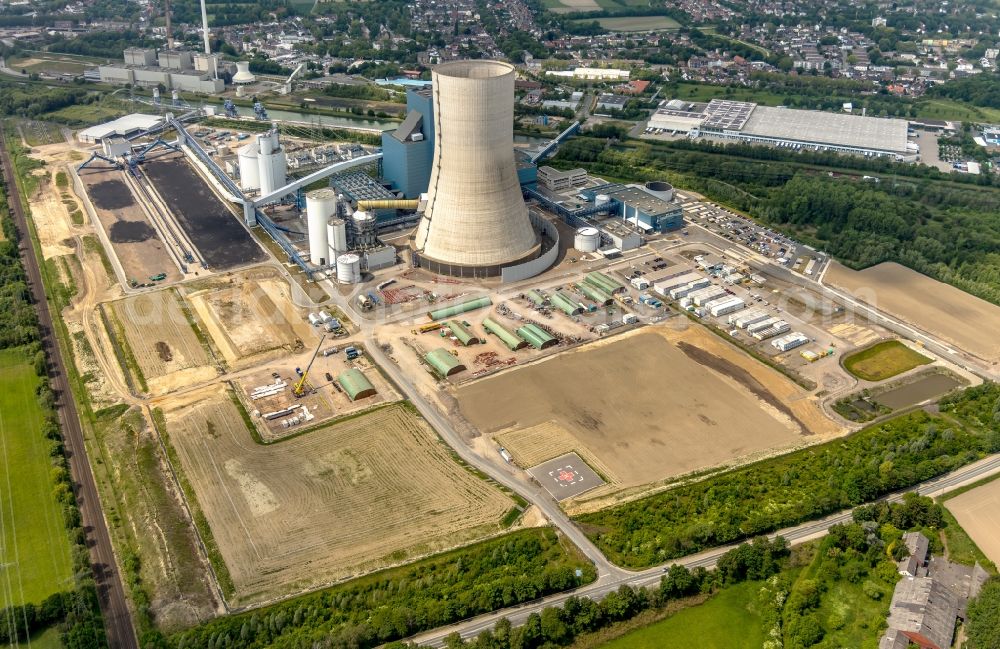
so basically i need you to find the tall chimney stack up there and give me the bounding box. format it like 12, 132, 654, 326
164, 0, 174, 49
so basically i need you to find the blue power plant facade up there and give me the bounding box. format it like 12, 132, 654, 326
381, 87, 434, 198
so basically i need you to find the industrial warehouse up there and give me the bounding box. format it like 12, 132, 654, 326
647, 98, 917, 159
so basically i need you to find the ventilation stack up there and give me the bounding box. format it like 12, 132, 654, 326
412, 60, 539, 276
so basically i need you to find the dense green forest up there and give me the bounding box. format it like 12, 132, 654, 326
171, 528, 595, 649
575, 383, 1000, 569
0, 80, 97, 119
0, 139, 107, 648
552, 137, 1000, 305
45, 31, 157, 59
930, 72, 1000, 109
967, 578, 1000, 648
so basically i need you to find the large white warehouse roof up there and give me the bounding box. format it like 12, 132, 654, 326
77, 113, 163, 143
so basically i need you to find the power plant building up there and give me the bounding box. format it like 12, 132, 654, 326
381, 87, 434, 198
412, 60, 544, 277
98, 47, 224, 94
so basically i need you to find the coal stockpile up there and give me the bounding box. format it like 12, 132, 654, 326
88, 178, 135, 210
143, 156, 266, 270
109, 220, 156, 243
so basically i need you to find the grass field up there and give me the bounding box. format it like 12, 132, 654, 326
842, 340, 932, 382
29, 626, 64, 649
600, 581, 766, 648
0, 349, 74, 605
587, 16, 680, 31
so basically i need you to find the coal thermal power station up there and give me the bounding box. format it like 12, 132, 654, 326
412, 60, 541, 277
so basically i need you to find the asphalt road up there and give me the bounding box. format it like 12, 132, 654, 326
0, 136, 138, 649
406, 452, 1000, 647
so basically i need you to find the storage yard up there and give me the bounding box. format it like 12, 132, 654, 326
825, 261, 1000, 363
458, 328, 838, 508
105, 289, 219, 394
77, 169, 180, 284
142, 153, 266, 271
162, 393, 514, 606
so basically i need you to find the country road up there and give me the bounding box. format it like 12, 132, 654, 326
0, 135, 138, 649
404, 452, 1000, 647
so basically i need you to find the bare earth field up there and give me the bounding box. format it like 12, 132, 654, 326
459, 327, 837, 508
78, 167, 179, 284
163, 392, 513, 606
109, 289, 218, 393
826, 261, 1000, 363
945, 479, 1000, 567
185, 268, 314, 367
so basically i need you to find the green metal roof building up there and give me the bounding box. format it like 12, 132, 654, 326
427, 296, 492, 321
516, 323, 558, 350
447, 320, 479, 346
424, 348, 466, 378
576, 282, 613, 305
482, 317, 527, 351
551, 291, 583, 316
338, 368, 377, 401
525, 289, 549, 307
585, 271, 624, 294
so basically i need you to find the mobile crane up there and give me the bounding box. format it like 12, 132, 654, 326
293, 333, 326, 397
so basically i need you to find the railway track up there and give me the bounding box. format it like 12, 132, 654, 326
0, 135, 138, 649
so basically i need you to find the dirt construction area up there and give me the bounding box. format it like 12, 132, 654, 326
78, 167, 180, 284
185, 268, 315, 368
826, 261, 1000, 363
163, 392, 514, 606
107, 288, 219, 394
459, 326, 841, 509
945, 479, 1000, 567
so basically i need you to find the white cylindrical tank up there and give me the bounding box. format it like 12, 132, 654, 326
306, 188, 337, 265
336, 253, 362, 284
257, 131, 286, 198
352, 209, 376, 248
574, 227, 600, 252
327, 218, 347, 260
217, 144, 230, 156
595, 194, 611, 207
643, 181, 674, 202
237, 143, 260, 191
412, 60, 538, 273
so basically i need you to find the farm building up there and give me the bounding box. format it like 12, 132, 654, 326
338, 369, 377, 401
425, 348, 466, 378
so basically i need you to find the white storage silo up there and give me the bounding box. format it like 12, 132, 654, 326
327, 218, 348, 260
336, 253, 362, 284
237, 143, 260, 191
595, 194, 611, 208
574, 227, 600, 252
305, 188, 337, 265
257, 130, 286, 198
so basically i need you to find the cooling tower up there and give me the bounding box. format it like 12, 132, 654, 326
413, 60, 539, 275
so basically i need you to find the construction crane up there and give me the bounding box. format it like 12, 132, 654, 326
293, 333, 326, 397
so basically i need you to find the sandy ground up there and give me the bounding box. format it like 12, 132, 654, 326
825, 261, 1000, 363
185, 268, 315, 369
108, 289, 219, 393
164, 392, 513, 606
459, 328, 828, 499
78, 167, 180, 284
28, 170, 75, 259
945, 479, 1000, 567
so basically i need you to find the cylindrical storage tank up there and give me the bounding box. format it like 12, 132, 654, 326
574, 227, 600, 252
217, 144, 230, 156
327, 218, 348, 259
412, 60, 539, 273
595, 194, 611, 207
644, 180, 674, 202
258, 147, 286, 198
352, 210, 376, 248
336, 253, 362, 284
237, 144, 259, 191
305, 188, 337, 265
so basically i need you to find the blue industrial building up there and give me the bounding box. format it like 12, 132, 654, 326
381, 87, 434, 198
580, 183, 683, 233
